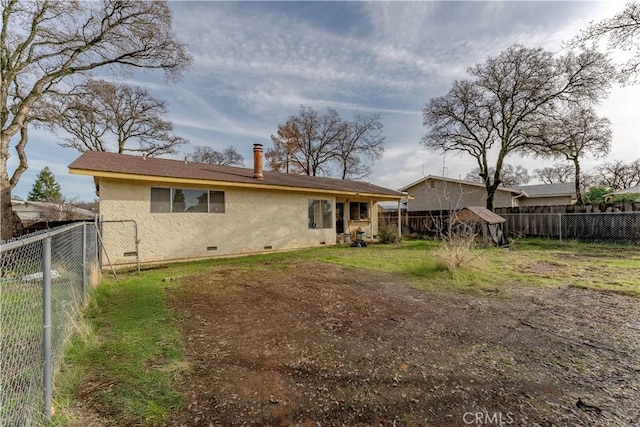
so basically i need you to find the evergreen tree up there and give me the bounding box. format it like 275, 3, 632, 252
27, 167, 62, 201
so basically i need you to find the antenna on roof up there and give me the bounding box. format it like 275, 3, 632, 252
442, 153, 447, 177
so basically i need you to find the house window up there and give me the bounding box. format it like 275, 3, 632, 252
150, 188, 171, 213
429, 181, 435, 189
308, 199, 332, 229
349, 202, 369, 220
150, 187, 225, 213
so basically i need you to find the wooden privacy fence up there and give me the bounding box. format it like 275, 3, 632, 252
379, 202, 640, 243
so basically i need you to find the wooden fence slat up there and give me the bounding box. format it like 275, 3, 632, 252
380, 203, 640, 242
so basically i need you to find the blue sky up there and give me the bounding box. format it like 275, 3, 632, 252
8, 1, 640, 201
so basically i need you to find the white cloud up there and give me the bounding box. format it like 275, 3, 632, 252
11, 1, 637, 201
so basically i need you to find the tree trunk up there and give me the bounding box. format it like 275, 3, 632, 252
1, 175, 16, 241
574, 160, 582, 205
485, 189, 495, 211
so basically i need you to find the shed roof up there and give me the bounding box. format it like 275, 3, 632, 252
454, 206, 506, 224
68, 151, 403, 199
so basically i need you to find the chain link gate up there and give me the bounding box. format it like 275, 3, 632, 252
99, 220, 140, 272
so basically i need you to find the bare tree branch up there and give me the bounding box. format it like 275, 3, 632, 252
571, 1, 640, 84
1, 0, 191, 239
267, 106, 385, 179
188, 145, 245, 166
421, 44, 613, 210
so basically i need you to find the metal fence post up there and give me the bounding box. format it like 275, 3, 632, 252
558, 214, 563, 242
134, 222, 140, 274
82, 223, 88, 301
42, 237, 53, 419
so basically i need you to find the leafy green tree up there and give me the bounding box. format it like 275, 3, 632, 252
610, 194, 640, 203
27, 167, 62, 201
583, 186, 611, 204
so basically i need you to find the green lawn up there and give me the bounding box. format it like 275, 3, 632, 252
53, 238, 640, 425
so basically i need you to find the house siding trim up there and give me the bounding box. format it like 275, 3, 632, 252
69, 169, 403, 200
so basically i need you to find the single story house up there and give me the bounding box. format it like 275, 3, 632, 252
513, 183, 576, 206
11, 199, 96, 224
605, 185, 640, 202
400, 176, 576, 211
68, 145, 404, 265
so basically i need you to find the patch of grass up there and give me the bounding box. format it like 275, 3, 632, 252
53, 273, 186, 426
53, 237, 638, 424
304, 238, 640, 296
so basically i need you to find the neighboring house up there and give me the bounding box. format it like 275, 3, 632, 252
513, 183, 576, 206
605, 185, 640, 202
12, 199, 95, 225
400, 176, 521, 211
68, 145, 404, 265
401, 176, 576, 211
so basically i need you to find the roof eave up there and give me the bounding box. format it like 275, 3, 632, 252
69, 168, 404, 200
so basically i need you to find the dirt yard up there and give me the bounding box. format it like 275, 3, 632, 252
166, 259, 640, 427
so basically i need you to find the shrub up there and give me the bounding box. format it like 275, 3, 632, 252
435, 224, 480, 271
378, 222, 400, 244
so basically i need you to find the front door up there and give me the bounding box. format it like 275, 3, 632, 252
336, 203, 344, 234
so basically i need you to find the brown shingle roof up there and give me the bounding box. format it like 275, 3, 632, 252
454, 206, 506, 224
68, 151, 403, 198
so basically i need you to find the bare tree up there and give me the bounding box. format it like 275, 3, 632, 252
267, 106, 343, 176
531, 106, 612, 204
464, 164, 531, 187
335, 114, 384, 179
593, 159, 640, 190
572, 1, 640, 83
422, 44, 613, 210
188, 145, 245, 166
266, 121, 305, 174
267, 106, 385, 179
48, 79, 187, 156
534, 163, 576, 184
1, 0, 191, 240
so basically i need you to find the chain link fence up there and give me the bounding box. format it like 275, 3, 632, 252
99, 220, 139, 271
0, 222, 100, 426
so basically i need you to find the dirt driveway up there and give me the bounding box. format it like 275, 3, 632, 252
167, 260, 640, 426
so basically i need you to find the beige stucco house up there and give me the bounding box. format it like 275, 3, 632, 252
68, 145, 403, 265
401, 176, 576, 211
